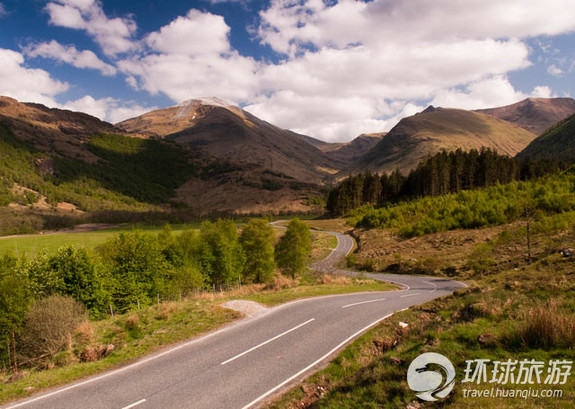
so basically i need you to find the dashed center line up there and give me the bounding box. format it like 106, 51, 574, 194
221, 318, 315, 366
121, 399, 146, 409
341, 298, 386, 309
400, 293, 421, 298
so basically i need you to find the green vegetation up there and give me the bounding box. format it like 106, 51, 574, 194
518, 113, 575, 162
327, 148, 566, 216
0, 218, 314, 372
269, 213, 575, 409
240, 219, 276, 283
0, 126, 198, 235
275, 218, 312, 278
348, 171, 575, 238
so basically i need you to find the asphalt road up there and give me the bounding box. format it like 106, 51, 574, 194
5, 227, 467, 409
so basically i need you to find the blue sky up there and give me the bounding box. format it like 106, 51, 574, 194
1, 0, 575, 141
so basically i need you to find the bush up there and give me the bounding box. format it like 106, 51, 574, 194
17, 295, 86, 363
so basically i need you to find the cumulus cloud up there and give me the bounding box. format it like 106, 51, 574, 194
24, 40, 117, 76
29, 0, 575, 141
118, 9, 258, 103
45, 0, 136, 56
0, 48, 68, 105
237, 0, 575, 140
61, 95, 156, 123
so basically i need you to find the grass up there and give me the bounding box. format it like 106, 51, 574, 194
0, 224, 197, 257
266, 216, 575, 409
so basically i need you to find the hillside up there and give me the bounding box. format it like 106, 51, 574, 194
117, 98, 342, 182
319, 133, 384, 165
0, 96, 120, 162
0, 96, 328, 226
477, 97, 575, 135
517, 113, 575, 162
345, 106, 536, 175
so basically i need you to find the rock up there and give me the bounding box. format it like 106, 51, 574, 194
398, 321, 409, 328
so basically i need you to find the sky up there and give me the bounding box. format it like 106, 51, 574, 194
1, 0, 575, 142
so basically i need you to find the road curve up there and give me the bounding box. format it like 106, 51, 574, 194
4, 225, 467, 409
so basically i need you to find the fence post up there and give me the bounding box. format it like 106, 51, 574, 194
109, 304, 114, 317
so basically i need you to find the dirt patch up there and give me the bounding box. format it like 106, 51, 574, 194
221, 300, 268, 318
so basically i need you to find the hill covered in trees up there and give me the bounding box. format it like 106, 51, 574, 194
327, 148, 565, 216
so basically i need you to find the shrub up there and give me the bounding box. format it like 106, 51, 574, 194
17, 295, 86, 363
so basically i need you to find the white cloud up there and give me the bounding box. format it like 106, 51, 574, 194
0, 3, 7, 17
430, 76, 555, 110
547, 64, 564, 76
45, 0, 136, 56
0, 48, 68, 106
33, 1, 575, 141
118, 10, 258, 103
145, 10, 230, 56
61, 95, 156, 123
24, 40, 116, 76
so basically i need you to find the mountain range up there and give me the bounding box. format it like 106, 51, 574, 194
1, 95, 574, 215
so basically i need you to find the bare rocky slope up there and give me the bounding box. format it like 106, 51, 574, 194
477, 97, 575, 135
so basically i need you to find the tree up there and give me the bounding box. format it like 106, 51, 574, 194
240, 219, 275, 283
198, 220, 245, 287
49, 246, 111, 319
0, 256, 30, 372
275, 218, 312, 279
99, 231, 171, 312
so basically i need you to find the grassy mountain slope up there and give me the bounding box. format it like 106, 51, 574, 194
117, 98, 342, 182
477, 97, 575, 135
319, 133, 385, 165
346, 107, 536, 175
516, 113, 575, 162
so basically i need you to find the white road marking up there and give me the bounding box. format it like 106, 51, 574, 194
400, 293, 421, 298
121, 399, 146, 409
341, 298, 386, 309
423, 280, 438, 293
240, 313, 395, 409
221, 318, 315, 366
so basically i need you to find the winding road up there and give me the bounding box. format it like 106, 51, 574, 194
4, 226, 467, 409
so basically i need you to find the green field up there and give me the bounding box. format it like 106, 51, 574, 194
0, 224, 196, 257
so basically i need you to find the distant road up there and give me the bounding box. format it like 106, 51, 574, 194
5, 224, 467, 409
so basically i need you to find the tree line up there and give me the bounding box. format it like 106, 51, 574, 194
327, 148, 566, 215
0, 218, 311, 372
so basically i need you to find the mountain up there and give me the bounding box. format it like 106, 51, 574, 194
0, 95, 120, 162
477, 97, 575, 135
345, 106, 537, 175
516, 113, 575, 162
319, 133, 385, 165
0, 96, 328, 219
116, 98, 341, 182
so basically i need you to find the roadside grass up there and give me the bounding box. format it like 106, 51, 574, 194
266, 219, 575, 409
0, 225, 395, 405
